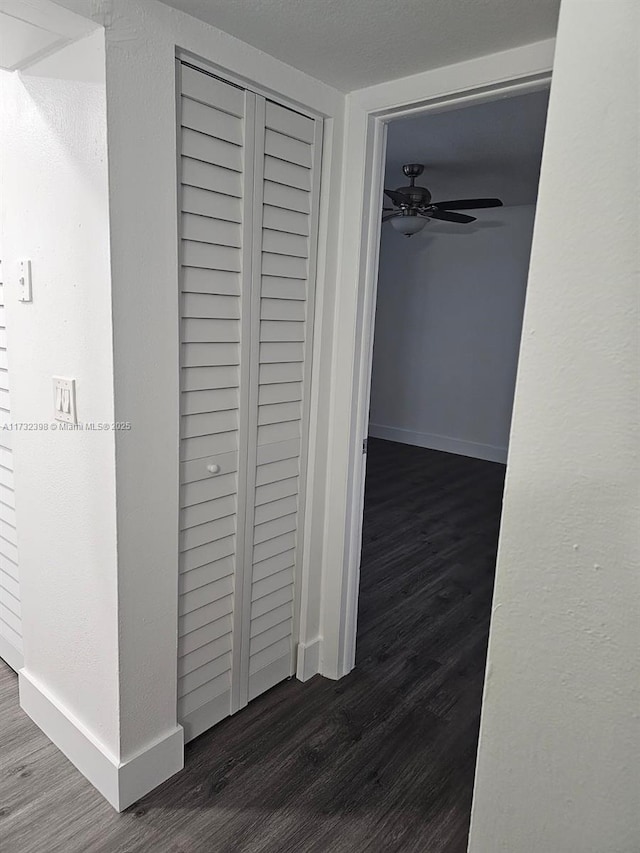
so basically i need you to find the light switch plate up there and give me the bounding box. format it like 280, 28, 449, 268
53, 377, 77, 424
18, 259, 33, 302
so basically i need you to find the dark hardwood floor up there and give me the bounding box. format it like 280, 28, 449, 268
0, 439, 505, 853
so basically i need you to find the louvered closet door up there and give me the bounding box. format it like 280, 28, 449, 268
178, 61, 322, 741
0, 270, 23, 672
178, 64, 255, 741
240, 100, 322, 704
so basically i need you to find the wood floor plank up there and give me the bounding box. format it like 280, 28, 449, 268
0, 439, 504, 852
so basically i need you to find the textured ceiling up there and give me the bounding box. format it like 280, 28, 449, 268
159, 0, 560, 91
385, 88, 550, 208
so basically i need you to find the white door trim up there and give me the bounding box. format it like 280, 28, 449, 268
320, 38, 556, 680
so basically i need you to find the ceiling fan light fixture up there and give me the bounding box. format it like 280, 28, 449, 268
390, 214, 428, 237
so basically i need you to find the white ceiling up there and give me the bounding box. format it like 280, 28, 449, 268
159, 0, 560, 92
0, 0, 96, 71
0, 14, 61, 70
384, 88, 550, 208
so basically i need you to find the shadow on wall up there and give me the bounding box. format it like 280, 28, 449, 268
369, 205, 536, 462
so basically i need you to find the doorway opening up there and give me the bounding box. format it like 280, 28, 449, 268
354, 87, 550, 847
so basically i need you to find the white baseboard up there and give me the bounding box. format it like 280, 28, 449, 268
181, 689, 230, 744
0, 633, 24, 672
19, 669, 183, 811
368, 424, 507, 464
296, 636, 322, 681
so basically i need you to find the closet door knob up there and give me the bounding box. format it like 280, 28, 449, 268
206, 463, 221, 475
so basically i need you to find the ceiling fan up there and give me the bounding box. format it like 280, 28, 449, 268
383, 164, 503, 236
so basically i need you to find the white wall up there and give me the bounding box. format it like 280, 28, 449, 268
3, 0, 344, 806
369, 205, 535, 463
93, 0, 343, 760
468, 0, 640, 850
0, 30, 120, 753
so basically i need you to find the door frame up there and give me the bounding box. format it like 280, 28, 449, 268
320, 40, 556, 680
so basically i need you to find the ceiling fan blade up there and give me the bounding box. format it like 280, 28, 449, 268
432, 198, 503, 210
384, 188, 410, 206
428, 209, 476, 224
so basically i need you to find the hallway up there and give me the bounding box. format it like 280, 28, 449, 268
0, 439, 505, 853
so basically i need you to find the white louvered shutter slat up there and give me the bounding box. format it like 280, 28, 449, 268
177, 64, 252, 742
240, 100, 321, 705
177, 62, 322, 739
0, 269, 22, 672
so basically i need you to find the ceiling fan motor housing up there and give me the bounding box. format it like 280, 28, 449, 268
397, 163, 431, 206
394, 184, 432, 207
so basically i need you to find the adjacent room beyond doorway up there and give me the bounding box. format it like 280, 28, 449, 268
358, 87, 550, 846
